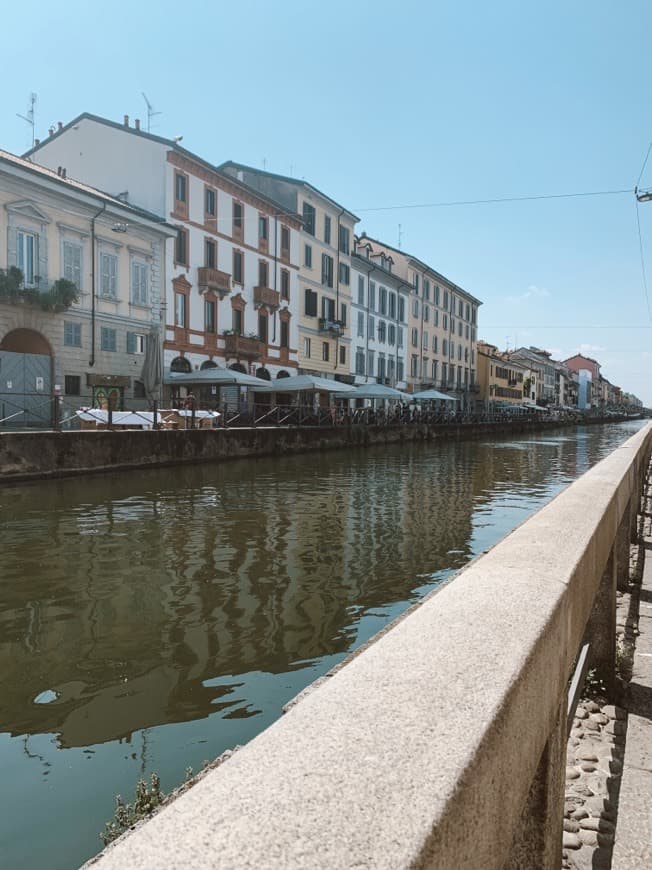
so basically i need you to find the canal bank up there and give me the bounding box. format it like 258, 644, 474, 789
0, 416, 630, 484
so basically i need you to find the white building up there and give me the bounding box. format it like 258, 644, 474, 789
350, 239, 409, 387
27, 114, 303, 391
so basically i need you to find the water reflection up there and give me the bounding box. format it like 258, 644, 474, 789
0, 421, 644, 869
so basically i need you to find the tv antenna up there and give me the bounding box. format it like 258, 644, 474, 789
398, 223, 403, 250
17, 92, 37, 148
141, 92, 161, 133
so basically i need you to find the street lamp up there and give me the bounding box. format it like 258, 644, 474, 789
635, 187, 652, 202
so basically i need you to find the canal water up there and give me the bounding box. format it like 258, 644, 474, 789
0, 420, 645, 868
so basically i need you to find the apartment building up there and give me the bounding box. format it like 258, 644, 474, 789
0, 149, 174, 424
26, 114, 302, 384
476, 342, 526, 408
350, 238, 409, 386
219, 163, 358, 382
351, 235, 481, 404
508, 347, 558, 405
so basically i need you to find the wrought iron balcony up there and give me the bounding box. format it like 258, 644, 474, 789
318, 318, 344, 336
254, 285, 280, 309
223, 332, 263, 359
198, 267, 232, 299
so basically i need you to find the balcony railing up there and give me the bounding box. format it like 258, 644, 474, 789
197, 267, 232, 299
254, 285, 280, 309
223, 332, 264, 359
318, 318, 344, 336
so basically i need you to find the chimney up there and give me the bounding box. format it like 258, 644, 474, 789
34, 139, 40, 146
134, 118, 141, 131
57, 166, 62, 176
61, 168, 67, 179
57, 121, 63, 131
123, 114, 129, 127
48, 126, 55, 137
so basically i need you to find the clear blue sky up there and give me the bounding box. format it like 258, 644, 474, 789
3, 0, 652, 402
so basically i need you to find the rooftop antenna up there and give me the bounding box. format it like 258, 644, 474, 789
141, 92, 161, 133
398, 223, 403, 250
17, 92, 37, 148
262, 157, 267, 170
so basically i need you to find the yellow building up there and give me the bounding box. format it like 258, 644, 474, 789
477, 341, 526, 408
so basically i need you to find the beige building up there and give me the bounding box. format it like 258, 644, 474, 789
352, 234, 482, 405
476, 341, 526, 408
219, 164, 359, 383
0, 149, 174, 425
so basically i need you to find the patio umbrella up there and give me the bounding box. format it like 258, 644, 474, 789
411, 389, 459, 402
333, 383, 411, 400
141, 329, 162, 405
250, 375, 357, 393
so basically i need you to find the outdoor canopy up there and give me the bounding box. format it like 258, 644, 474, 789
164, 368, 274, 389
250, 374, 358, 393
333, 383, 411, 401
410, 389, 459, 402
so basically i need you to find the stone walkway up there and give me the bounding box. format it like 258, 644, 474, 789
562, 469, 652, 869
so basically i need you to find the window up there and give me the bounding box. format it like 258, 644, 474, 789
357, 275, 364, 305
339, 345, 346, 365
304, 244, 312, 267
434, 309, 439, 327
369, 281, 376, 310
63, 241, 82, 289
322, 253, 334, 287
413, 274, 420, 293
357, 311, 364, 337
411, 327, 419, 347
280, 319, 289, 348
205, 239, 216, 269
303, 337, 311, 358
466, 303, 470, 321
397, 327, 403, 348
411, 354, 418, 377
397, 360, 404, 382
443, 290, 449, 310
322, 342, 329, 362
131, 261, 148, 305
423, 305, 429, 323
127, 332, 146, 354
205, 187, 216, 216
64, 321, 81, 347
443, 314, 448, 331
175, 173, 187, 203
443, 339, 448, 356
412, 298, 419, 318
450, 341, 455, 359
368, 314, 375, 337
17, 231, 37, 286
465, 324, 470, 339
339, 262, 350, 285
303, 202, 316, 235
442, 363, 448, 384
355, 348, 365, 374
388, 292, 396, 319
458, 344, 462, 361
281, 226, 290, 256
205, 299, 216, 333
233, 202, 243, 231
459, 299, 464, 317
258, 313, 268, 343
64, 375, 81, 396
388, 324, 396, 345
322, 296, 336, 321
175, 229, 188, 265
175, 292, 186, 327
100, 327, 117, 352
422, 330, 429, 349
338, 225, 350, 254
233, 250, 243, 284
379, 286, 387, 315
378, 320, 386, 342
458, 320, 463, 337
368, 349, 375, 373
258, 260, 269, 287
451, 318, 456, 334
232, 308, 243, 333
432, 335, 438, 353
432, 360, 438, 382
324, 215, 331, 244
424, 279, 430, 301
258, 216, 268, 241
378, 354, 386, 380
281, 269, 290, 300
434, 285, 440, 305
398, 296, 405, 322
340, 302, 347, 326
100, 252, 118, 297
304, 288, 318, 316
134, 380, 146, 399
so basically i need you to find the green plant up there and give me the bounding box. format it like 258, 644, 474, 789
100, 773, 165, 846
0, 269, 78, 311
0, 266, 23, 299
583, 668, 606, 700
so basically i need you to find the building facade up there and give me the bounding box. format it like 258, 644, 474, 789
476, 341, 526, 408
27, 114, 303, 388
219, 163, 359, 383
350, 239, 409, 386
0, 149, 173, 424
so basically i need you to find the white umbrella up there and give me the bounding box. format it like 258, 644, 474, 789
251, 374, 357, 393
411, 388, 459, 402
334, 383, 411, 400
141, 329, 162, 405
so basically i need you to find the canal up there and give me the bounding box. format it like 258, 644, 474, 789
0, 420, 645, 868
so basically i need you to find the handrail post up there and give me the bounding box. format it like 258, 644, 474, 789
583, 546, 617, 698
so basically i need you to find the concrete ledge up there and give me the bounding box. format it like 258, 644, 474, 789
0, 419, 616, 484
86, 424, 652, 869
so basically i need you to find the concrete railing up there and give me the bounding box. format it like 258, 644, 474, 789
89, 424, 652, 870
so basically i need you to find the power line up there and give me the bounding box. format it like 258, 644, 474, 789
634, 198, 652, 321
482, 325, 652, 329
636, 141, 652, 188
354, 188, 632, 213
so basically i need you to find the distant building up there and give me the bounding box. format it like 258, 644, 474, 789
0, 148, 174, 423
476, 341, 526, 408
508, 347, 556, 405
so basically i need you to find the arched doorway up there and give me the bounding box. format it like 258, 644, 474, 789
200, 360, 218, 370
0, 328, 53, 429
277, 370, 290, 378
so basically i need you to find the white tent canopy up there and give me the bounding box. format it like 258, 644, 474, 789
411, 389, 458, 402
164, 368, 273, 389
251, 375, 357, 394
334, 383, 411, 401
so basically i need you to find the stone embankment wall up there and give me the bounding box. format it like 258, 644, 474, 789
0, 419, 588, 484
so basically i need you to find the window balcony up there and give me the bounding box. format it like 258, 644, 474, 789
223, 332, 264, 359
318, 318, 344, 336
254, 285, 280, 310
469, 383, 480, 393
198, 267, 232, 300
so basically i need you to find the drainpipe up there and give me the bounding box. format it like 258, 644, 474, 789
89, 202, 107, 366
272, 214, 278, 344
396, 280, 408, 386
334, 207, 345, 372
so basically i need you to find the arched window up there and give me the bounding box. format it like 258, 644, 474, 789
170, 356, 191, 373
256, 367, 271, 380
277, 369, 290, 379
229, 362, 246, 374
200, 360, 218, 370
